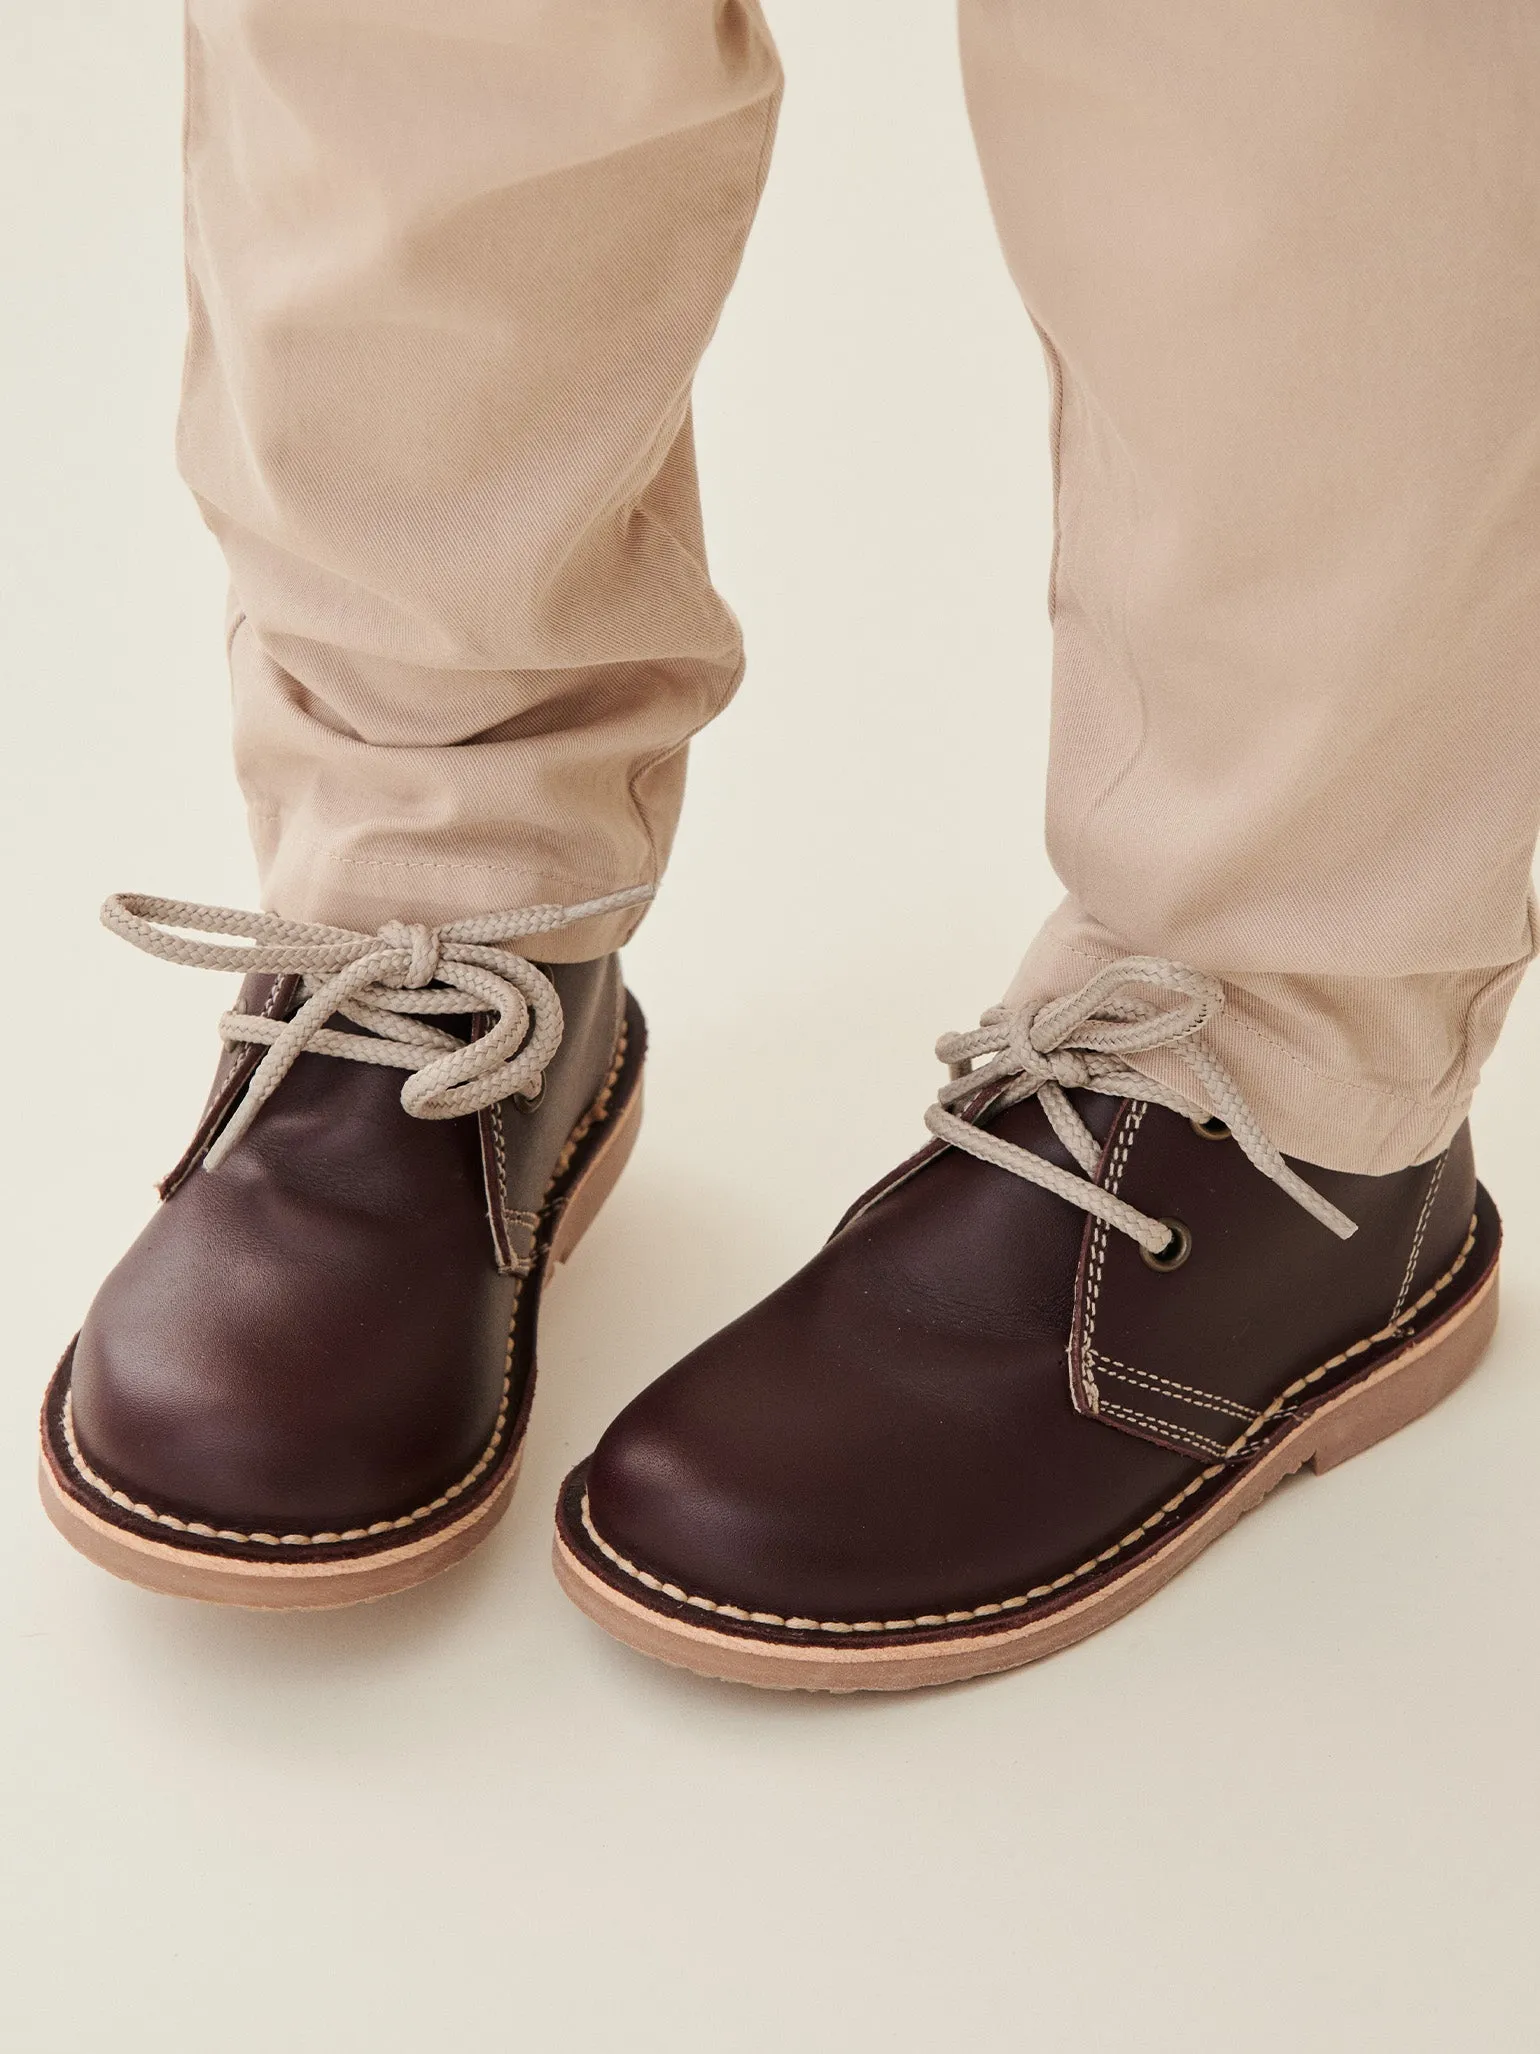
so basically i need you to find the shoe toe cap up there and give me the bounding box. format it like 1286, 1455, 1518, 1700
64, 1179, 509, 1534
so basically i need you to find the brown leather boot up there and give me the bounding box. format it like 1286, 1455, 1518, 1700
40, 889, 648, 1607
555, 959, 1500, 1690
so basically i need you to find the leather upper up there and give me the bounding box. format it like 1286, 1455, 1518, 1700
1068, 1103, 1476, 1460
67, 955, 623, 1533
585, 1091, 1478, 1623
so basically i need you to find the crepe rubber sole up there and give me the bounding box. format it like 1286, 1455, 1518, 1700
39, 1010, 646, 1611
555, 1193, 1500, 1692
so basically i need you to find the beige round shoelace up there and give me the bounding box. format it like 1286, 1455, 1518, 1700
102, 887, 654, 1171
927, 956, 1356, 1255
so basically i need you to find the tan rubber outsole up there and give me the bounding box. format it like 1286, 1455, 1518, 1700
554, 1252, 1499, 1691
41, 1069, 645, 1610
38, 1443, 526, 1610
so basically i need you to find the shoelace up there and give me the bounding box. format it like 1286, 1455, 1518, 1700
102, 886, 654, 1171
925, 955, 1356, 1255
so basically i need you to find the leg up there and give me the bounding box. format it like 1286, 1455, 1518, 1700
43, 1, 782, 1603
561, 1, 1527, 1688
963, 0, 1540, 1174
182, 0, 781, 955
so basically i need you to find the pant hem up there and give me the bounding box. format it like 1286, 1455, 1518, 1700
259, 847, 653, 961
1003, 932, 1475, 1176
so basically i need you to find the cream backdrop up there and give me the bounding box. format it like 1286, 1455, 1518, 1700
1, 6, 1535, 2050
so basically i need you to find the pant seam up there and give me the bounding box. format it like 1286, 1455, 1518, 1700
620, 77, 778, 882
250, 834, 646, 895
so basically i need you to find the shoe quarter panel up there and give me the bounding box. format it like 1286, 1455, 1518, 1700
1069, 1102, 1458, 1461
477, 955, 624, 1273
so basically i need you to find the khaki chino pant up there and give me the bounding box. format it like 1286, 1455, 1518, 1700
179, 1, 1540, 1175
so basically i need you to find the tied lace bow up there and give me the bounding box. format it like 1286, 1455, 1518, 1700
926, 956, 1356, 1254
102, 887, 654, 1171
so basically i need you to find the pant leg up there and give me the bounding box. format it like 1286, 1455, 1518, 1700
180, 0, 781, 958
961, 0, 1540, 1173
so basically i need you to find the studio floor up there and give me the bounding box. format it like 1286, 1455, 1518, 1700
3, 8, 1536, 2049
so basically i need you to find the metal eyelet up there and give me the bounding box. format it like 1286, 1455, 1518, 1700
1190, 1115, 1230, 1141
513, 1076, 545, 1111
1140, 1219, 1193, 1272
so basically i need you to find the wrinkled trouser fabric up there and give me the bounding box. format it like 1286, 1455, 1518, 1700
179, 1, 1540, 1175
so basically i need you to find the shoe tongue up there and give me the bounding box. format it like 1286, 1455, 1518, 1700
982, 1085, 1126, 1164
326, 1007, 473, 1045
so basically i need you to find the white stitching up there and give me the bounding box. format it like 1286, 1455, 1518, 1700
1391, 1153, 1446, 1326
582, 1213, 1481, 1633
1078, 1101, 1147, 1410
60, 1018, 633, 1549
488, 1098, 511, 1236
549, 1016, 627, 1188
1098, 1401, 1231, 1458
1081, 1112, 1457, 1444
169, 976, 288, 1185
580, 1468, 1226, 1634
1092, 1359, 1256, 1423
1223, 1216, 1476, 1457
62, 1332, 517, 1546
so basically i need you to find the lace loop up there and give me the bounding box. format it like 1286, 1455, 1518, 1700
927, 957, 1356, 1254
102, 886, 653, 1171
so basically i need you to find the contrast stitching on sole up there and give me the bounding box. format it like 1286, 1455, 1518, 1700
579, 1471, 1224, 1635
548, 1018, 627, 1189
579, 1216, 1481, 1635
57, 1019, 633, 1553
61, 1316, 520, 1548
1223, 1216, 1475, 1458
